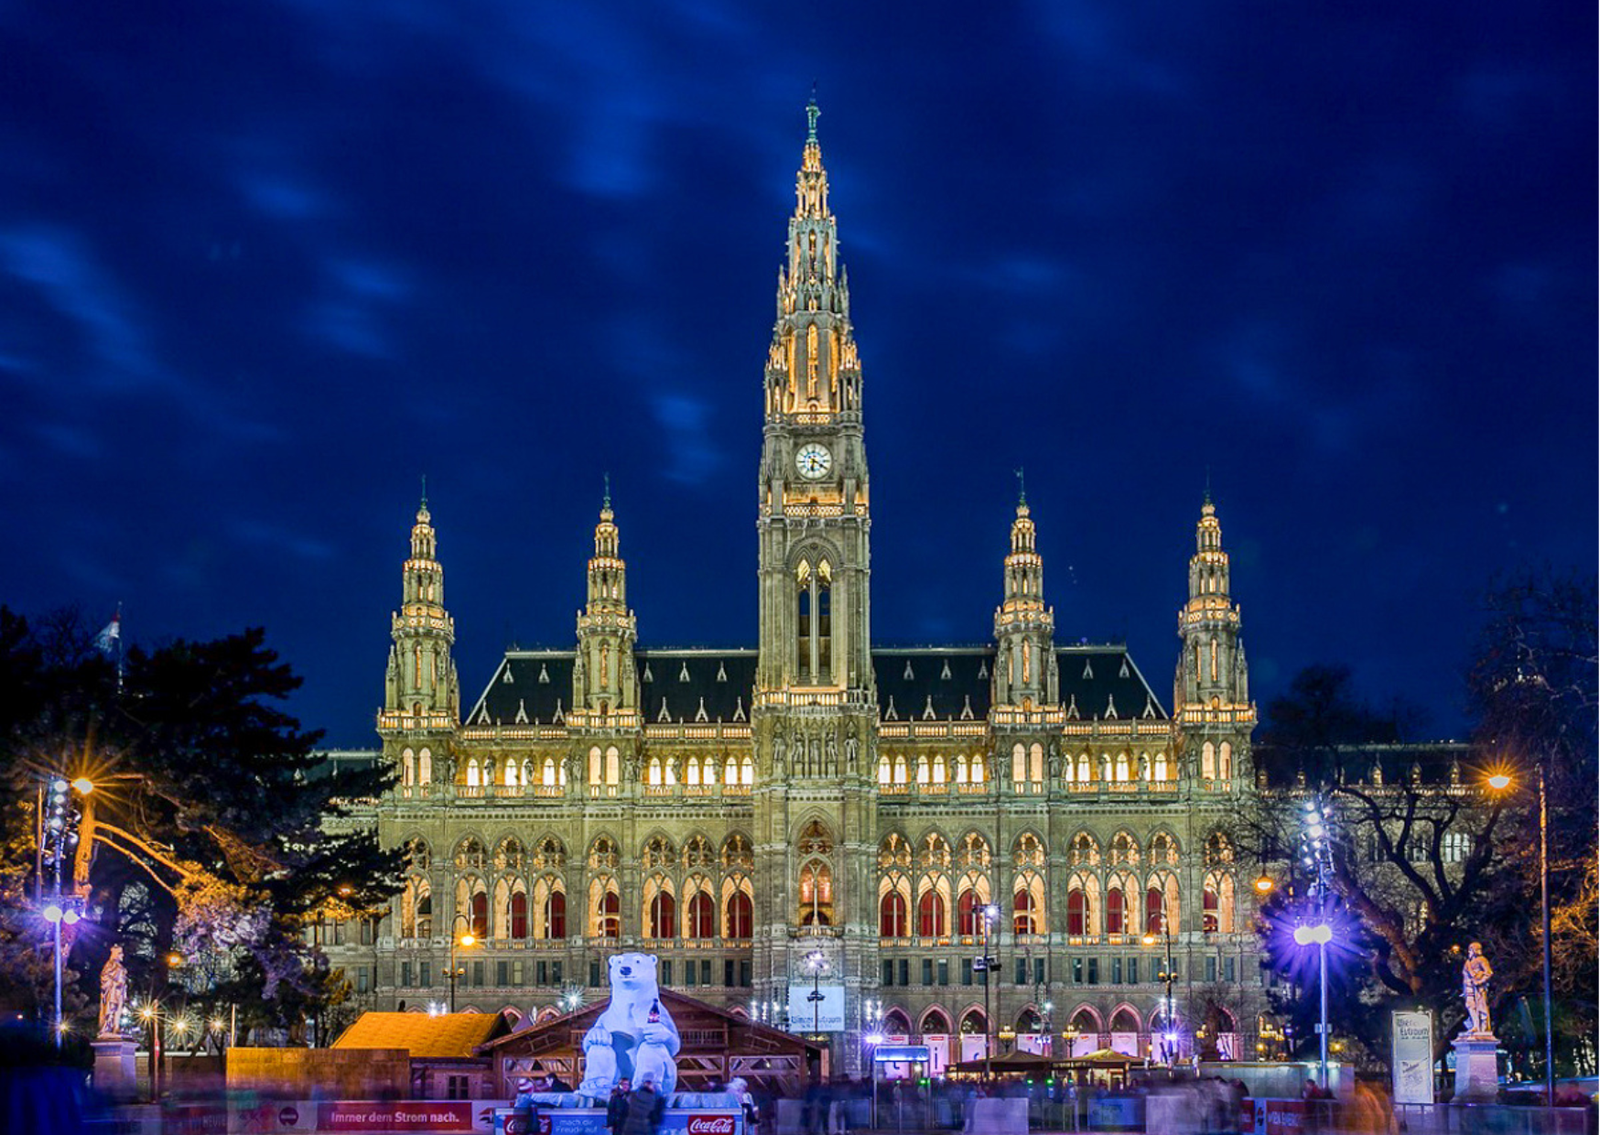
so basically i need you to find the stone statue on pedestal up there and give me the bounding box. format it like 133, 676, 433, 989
97, 945, 128, 1038
1461, 942, 1493, 1036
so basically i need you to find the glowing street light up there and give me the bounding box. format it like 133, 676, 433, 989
1485, 766, 1552, 1100
448, 928, 478, 1012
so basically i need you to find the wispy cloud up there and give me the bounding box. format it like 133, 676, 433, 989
0, 225, 154, 383
652, 392, 721, 485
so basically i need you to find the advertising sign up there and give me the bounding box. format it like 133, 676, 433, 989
232, 1100, 492, 1133
1391, 1010, 1434, 1105
786, 983, 845, 1032
543, 1110, 742, 1135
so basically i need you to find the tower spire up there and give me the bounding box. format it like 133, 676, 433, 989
763, 93, 862, 422
1175, 494, 1253, 787
574, 496, 638, 721
382, 495, 459, 731
993, 494, 1055, 708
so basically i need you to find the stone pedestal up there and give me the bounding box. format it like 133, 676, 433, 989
92, 1037, 138, 1099
1451, 1033, 1500, 1103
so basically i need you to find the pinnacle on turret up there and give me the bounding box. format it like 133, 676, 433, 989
994, 490, 1055, 707
575, 494, 638, 717
382, 493, 459, 729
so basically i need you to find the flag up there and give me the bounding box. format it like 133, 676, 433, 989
94, 612, 120, 654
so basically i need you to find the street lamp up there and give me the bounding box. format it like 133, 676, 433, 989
1298, 796, 1335, 1090
448, 931, 476, 1013
980, 902, 1000, 1082
804, 949, 827, 1033
41, 775, 91, 1047
1141, 922, 1177, 1065
1486, 766, 1552, 1100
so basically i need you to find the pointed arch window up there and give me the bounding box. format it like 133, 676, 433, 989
796, 559, 834, 684
686, 889, 716, 939
1202, 742, 1217, 780
605, 746, 620, 786
1219, 741, 1233, 780
510, 889, 528, 939
797, 820, 835, 927
1106, 884, 1126, 935
880, 889, 908, 938
1067, 887, 1088, 937
723, 885, 753, 940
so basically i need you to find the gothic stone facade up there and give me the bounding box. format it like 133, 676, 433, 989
329, 104, 1267, 1075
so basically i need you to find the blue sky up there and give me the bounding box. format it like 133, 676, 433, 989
3, 1, 1593, 744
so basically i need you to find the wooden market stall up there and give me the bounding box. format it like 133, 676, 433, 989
477, 988, 825, 1098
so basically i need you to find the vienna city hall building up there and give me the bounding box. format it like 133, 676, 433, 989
329, 103, 1268, 1075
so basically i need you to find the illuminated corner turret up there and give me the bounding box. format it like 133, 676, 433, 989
572, 484, 639, 726
1174, 489, 1254, 788
763, 94, 863, 423
992, 482, 1057, 709
380, 492, 459, 733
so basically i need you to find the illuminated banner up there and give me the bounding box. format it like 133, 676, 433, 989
786, 983, 845, 1031
1391, 1010, 1434, 1105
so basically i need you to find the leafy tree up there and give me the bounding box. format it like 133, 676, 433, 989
0, 607, 400, 1040
1466, 568, 1598, 1077
1240, 664, 1515, 1066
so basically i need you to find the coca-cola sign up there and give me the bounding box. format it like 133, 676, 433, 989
685, 1117, 737, 1135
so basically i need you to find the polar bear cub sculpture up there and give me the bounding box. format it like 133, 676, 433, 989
577, 953, 681, 1099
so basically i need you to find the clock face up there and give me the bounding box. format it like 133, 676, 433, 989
795, 443, 833, 480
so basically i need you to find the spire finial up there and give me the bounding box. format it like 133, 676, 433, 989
806, 84, 820, 143
602, 472, 611, 510
1015, 466, 1026, 506
420, 473, 428, 508
1202, 465, 1213, 511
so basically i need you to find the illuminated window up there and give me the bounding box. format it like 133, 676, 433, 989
880, 890, 908, 937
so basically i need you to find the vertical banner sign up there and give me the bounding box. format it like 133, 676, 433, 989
1391, 1010, 1434, 1105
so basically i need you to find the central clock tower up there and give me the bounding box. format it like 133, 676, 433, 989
752, 97, 878, 1075
756, 96, 872, 699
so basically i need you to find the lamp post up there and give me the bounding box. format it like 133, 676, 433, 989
448, 930, 476, 1013
1487, 767, 1552, 1100
41, 775, 91, 1047
981, 902, 1000, 1082
1142, 920, 1176, 1066
1297, 796, 1335, 1090
804, 949, 827, 1033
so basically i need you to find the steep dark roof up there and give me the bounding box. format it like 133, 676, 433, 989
636, 649, 757, 725
469, 650, 575, 727
465, 643, 1167, 727
1055, 646, 1168, 722
872, 647, 993, 722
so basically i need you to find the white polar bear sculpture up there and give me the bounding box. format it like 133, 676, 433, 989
577, 952, 681, 1100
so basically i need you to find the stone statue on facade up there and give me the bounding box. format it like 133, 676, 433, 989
97, 945, 128, 1038
1460, 942, 1493, 1036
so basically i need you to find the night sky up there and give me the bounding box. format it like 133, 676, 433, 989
4, 2, 1593, 747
